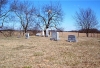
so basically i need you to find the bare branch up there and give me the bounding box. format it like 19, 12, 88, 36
10, 0, 36, 33
74, 8, 98, 37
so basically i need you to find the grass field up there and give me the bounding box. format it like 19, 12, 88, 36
0, 32, 100, 68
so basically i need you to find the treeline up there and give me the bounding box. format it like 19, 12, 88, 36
79, 29, 100, 33
69, 29, 100, 33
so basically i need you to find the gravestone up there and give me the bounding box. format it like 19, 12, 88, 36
50, 31, 60, 41
46, 29, 49, 37
17, 35, 20, 38
56, 32, 60, 41
50, 31, 55, 40
36, 33, 41, 36
68, 35, 76, 42
42, 30, 44, 37
25, 33, 29, 39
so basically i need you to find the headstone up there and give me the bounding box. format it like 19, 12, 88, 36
50, 31, 60, 41
17, 35, 20, 38
25, 33, 29, 39
36, 33, 41, 36
42, 30, 44, 37
50, 31, 55, 40
56, 32, 60, 40
68, 35, 76, 42
46, 29, 49, 37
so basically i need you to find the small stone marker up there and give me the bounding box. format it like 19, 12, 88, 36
68, 35, 76, 42
17, 35, 20, 38
46, 29, 49, 37
42, 30, 44, 37
25, 33, 29, 39
56, 32, 60, 41
36, 33, 41, 36
50, 31, 60, 41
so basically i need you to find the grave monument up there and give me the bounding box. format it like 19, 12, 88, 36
67, 35, 76, 42
25, 33, 29, 39
50, 31, 60, 41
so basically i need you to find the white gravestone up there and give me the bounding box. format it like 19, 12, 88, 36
50, 31, 55, 40
68, 35, 76, 42
25, 33, 29, 39
42, 30, 44, 37
50, 31, 60, 41
46, 29, 49, 37
36, 33, 41, 36
56, 32, 60, 41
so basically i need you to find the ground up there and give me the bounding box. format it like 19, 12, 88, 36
0, 32, 100, 68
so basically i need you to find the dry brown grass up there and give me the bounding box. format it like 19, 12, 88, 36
0, 32, 100, 68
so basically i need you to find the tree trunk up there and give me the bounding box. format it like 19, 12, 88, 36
25, 28, 27, 33
23, 30, 24, 36
78, 31, 79, 37
25, 30, 27, 33
44, 30, 46, 37
86, 33, 89, 37
23, 29, 27, 36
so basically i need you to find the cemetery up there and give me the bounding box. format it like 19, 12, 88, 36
0, 0, 99, 68
0, 32, 100, 68
0, 2, 99, 67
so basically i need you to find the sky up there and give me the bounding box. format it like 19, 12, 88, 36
61, 0, 100, 31
6, 0, 100, 31
28, 0, 100, 31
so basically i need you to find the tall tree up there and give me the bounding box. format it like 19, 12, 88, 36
10, 0, 36, 33
36, 2, 63, 36
0, 0, 9, 28
74, 8, 98, 37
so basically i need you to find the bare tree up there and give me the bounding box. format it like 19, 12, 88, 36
0, 0, 9, 28
10, 0, 36, 34
0, 0, 12, 37
36, 2, 63, 36
74, 8, 98, 37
